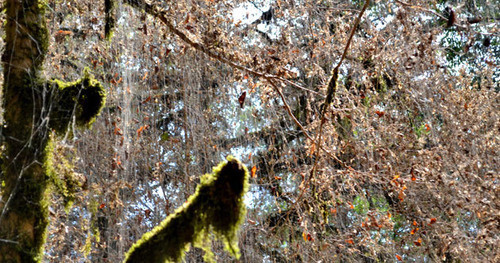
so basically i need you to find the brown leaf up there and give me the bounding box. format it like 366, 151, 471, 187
414, 238, 422, 246
238, 91, 247, 108
141, 96, 152, 104
375, 110, 385, 117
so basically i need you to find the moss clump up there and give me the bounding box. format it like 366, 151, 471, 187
124, 156, 249, 263
43, 133, 84, 211
48, 69, 106, 135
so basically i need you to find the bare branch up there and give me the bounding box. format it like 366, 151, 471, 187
311, 0, 371, 182
395, 0, 499, 36
122, 0, 321, 96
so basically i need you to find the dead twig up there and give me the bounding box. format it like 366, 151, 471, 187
123, 0, 321, 96
395, 0, 499, 36
310, 0, 371, 182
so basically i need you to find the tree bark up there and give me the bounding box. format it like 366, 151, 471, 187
0, 1, 50, 261
0, 1, 105, 262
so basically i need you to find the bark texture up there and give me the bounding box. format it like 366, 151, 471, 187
0, 1, 105, 262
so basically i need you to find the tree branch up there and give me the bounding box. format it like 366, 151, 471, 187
122, 0, 336, 164
395, 0, 499, 36
122, 0, 320, 95
309, 0, 370, 192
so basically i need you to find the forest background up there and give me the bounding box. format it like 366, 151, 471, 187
0, 0, 498, 262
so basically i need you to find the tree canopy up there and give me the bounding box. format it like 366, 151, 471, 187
0, 0, 498, 262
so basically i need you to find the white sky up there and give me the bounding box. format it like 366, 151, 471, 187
232, 0, 273, 25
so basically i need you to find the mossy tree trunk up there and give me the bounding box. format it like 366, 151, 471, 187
0, 1, 105, 262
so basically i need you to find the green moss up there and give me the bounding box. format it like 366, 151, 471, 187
371, 196, 390, 212
43, 133, 82, 211
353, 196, 369, 215
33, 186, 50, 263
124, 156, 249, 263
6, 160, 51, 263
1, 0, 106, 261
48, 68, 106, 134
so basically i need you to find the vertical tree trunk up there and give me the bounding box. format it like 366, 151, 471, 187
0, 1, 105, 261
0, 0, 50, 261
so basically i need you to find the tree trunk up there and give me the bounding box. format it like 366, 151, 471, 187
0, 1, 50, 261
0, 1, 105, 262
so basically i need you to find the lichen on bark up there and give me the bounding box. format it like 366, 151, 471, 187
124, 156, 249, 263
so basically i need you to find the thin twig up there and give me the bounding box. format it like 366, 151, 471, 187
288, 0, 371, 213
395, 0, 498, 36
395, 0, 448, 20
123, 0, 321, 96
310, 0, 371, 182
266, 79, 314, 142
0, 161, 38, 225
0, 238, 19, 245
123, 0, 344, 163
123, 0, 327, 153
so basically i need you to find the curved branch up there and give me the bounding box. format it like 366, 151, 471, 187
122, 0, 320, 96
122, 0, 330, 163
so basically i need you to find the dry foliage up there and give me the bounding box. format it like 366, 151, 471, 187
1, 0, 497, 262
